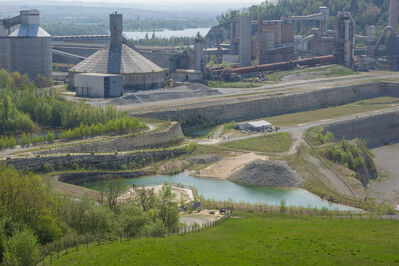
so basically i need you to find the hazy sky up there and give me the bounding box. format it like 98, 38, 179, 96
2, 0, 266, 14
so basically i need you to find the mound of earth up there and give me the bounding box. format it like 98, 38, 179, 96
186, 155, 222, 164
158, 160, 191, 175
194, 153, 269, 179
229, 160, 303, 188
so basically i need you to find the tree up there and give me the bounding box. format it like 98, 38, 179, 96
99, 178, 126, 212
2, 229, 39, 266
132, 187, 156, 212
157, 184, 179, 231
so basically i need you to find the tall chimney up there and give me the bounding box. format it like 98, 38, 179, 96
110, 12, 123, 47
390, 0, 398, 33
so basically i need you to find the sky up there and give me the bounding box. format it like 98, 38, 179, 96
1, 0, 266, 14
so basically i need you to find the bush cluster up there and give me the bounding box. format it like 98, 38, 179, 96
0, 136, 16, 149
0, 164, 179, 265
0, 70, 135, 135
321, 139, 374, 176
60, 117, 147, 140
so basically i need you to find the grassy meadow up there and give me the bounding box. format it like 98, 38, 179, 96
52, 211, 399, 265
221, 132, 292, 153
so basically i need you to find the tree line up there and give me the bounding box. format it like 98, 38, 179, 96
0, 70, 147, 146
128, 36, 196, 47
42, 19, 214, 36
0, 163, 180, 265
217, 0, 390, 36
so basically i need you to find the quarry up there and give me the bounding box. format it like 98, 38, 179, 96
1, 2, 399, 212
2, 1, 399, 264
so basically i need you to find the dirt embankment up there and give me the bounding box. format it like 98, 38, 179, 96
193, 153, 269, 179
229, 160, 304, 188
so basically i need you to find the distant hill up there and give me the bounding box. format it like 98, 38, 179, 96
217, 0, 390, 36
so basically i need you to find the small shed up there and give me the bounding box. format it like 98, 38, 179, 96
75, 73, 123, 98
236, 120, 272, 132
171, 69, 203, 82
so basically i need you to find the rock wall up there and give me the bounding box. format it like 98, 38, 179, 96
57, 171, 152, 185
38, 122, 184, 155
324, 110, 399, 148
134, 82, 399, 125
6, 149, 186, 173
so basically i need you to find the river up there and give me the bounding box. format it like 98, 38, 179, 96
84, 172, 358, 211
124, 27, 211, 40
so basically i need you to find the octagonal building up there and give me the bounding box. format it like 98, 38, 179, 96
70, 12, 165, 91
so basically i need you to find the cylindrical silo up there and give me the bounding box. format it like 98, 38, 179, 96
194, 36, 205, 71
240, 16, 252, 67
0, 23, 9, 70
390, 0, 398, 33
8, 9, 52, 78
367, 25, 376, 43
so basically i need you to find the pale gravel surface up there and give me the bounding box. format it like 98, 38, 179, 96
368, 144, 399, 205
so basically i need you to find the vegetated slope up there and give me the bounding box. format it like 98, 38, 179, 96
221, 132, 292, 153
53, 211, 399, 265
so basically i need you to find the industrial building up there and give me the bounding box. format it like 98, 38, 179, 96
236, 120, 272, 132
75, 73, 123, 98
171, 69, 203, 82
69, 12, 166, 91
0, 9, 52, 78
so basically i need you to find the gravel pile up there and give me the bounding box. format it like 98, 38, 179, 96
229, 160, 303, 188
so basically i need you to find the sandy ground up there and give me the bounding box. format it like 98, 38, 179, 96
194, 152, 269, 179
180, 209, 224, 226
368, 144, 399, 206
119, 185, 194, 204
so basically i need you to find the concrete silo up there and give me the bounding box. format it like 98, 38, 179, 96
239, 16, 252, 67
8, 9, 52, 78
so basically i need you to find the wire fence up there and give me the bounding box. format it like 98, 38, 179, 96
40, 209, 232, 265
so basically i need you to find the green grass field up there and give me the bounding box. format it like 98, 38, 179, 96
52, 211, 399, 265
221, 132, 292, 153
265, 97, 399, 127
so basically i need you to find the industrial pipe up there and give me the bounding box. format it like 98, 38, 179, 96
370, 26, 398, 57
222, 55, 336, 75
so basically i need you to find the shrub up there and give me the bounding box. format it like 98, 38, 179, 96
116, 205, 150, 238
185, 142, 197, 154
2, 229, 39, 266
33, 215, 63, 244
140, 219, 166, 237
279, 200, 287, 214
45, 131, 55, 141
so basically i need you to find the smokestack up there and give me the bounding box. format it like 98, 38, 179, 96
110, 12, 123, 47
390, 0, 398, 33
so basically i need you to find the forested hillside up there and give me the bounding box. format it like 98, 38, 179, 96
0, 70, 146, 148
217, 0, 390, 36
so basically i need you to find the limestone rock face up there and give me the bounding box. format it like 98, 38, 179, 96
229, 160, 303, 188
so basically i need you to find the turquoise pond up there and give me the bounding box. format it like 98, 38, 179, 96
83, 172, 359, 211
182, 127, 214, 138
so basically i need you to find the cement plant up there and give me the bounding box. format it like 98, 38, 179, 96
0, 0, 399, 265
